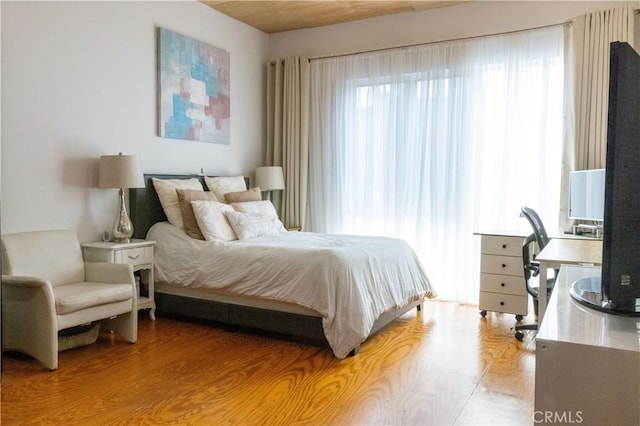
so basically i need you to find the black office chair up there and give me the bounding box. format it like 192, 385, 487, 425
520, 206, 550, 250
515, 233, 555, 341
520, 205, 559, 279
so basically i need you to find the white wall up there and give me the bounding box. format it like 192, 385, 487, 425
269, 1, 637, 59
1, 1, 269, 242
2, 1, 636, 243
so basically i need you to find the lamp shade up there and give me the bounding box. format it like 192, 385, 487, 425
99, 153, 145, 189
255, 166, 285, 191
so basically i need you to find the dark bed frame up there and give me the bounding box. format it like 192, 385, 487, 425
129, 174, 422, 355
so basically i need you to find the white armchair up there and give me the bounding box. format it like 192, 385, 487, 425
2, 230, 137, 370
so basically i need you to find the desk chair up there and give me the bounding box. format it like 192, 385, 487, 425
520, 207, 550, 250
515, 233, 555, 340
520, 205, 559, 281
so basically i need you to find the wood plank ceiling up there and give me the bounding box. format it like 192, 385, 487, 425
202, 1, 469, 33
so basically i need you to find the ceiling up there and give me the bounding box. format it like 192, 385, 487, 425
203, 1, 469, 34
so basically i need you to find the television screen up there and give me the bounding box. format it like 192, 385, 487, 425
570, 42, 640, 316
568, 169, 605, 221
601, 42, 640, 314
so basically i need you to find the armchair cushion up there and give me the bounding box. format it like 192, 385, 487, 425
54, 282, 134, 315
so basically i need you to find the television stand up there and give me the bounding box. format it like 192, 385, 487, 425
535, 266, 640, 425
570, 276, 640, 316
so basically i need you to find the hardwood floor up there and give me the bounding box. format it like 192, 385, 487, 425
1, 300, 536, 425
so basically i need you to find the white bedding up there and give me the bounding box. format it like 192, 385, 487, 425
147, 222, 436, 358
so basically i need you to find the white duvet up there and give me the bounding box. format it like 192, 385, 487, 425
147, 222, 436, 358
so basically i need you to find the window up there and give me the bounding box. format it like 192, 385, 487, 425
309, 26, 564, 302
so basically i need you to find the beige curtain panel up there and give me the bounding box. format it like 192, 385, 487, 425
559, 5, 635, 231
568, 5, 635, 171
266, 57, 310, 230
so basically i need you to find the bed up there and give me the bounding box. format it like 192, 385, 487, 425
130, 174, 435, 358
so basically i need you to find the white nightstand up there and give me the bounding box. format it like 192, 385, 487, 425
82, 239, 156, 320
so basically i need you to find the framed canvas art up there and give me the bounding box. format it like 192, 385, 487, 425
158, 28, 230, 144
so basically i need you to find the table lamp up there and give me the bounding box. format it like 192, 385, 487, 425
99, 153, 145, 243
255, 166, 285, 200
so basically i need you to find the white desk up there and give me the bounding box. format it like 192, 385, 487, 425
535, 265, 640, 425
535, 238, 602, 322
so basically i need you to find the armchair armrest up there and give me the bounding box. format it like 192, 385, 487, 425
2, 275, 52, 289
84, 262, 135, 285
2, 275, 56, 312
2, 275, 58, 368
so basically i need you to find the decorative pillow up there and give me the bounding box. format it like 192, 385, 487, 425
204, 176, 247, 203
224, 210, 282, 240
224, 187, 262, 203
176, 189, 218, 240
230, 200, 286, 232
152, 178, 203, 229
191, 200, 237, 242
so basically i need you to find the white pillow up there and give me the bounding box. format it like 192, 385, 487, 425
230, 200, 286, 232
152, 178, 203, 229
191, 200, 237, 241
224, 210, 282, 240
204, 176, 247, 203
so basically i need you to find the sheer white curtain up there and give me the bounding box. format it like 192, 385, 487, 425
308, 26, 564, 303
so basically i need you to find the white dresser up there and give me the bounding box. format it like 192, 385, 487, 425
475, 232, 528, 319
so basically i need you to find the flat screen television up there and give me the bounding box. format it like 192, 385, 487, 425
569, 168, 605, 221
570, 42, 640, 316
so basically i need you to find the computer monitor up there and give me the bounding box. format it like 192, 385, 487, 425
569, 169, 605, 222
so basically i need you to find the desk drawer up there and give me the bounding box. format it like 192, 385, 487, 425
115, 247, 153, 267
479, 291, 528, 315
480, 273, 527, 296
480, 254, 522, 276
481, 235, 523, 257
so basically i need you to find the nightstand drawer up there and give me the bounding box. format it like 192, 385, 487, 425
480, 273, 526, 296
115, 247, 153, 266
481, 235, 523, 257
480, 254, 522, 276
479, 291, 528, 315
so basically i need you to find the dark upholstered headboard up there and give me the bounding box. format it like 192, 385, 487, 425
129, 174, 250, 240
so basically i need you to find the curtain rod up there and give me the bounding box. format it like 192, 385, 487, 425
268, 8, 638, 65
308, 21, 568, 62
309, 8, 639, 61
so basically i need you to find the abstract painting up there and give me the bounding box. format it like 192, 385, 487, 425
158, 28, 230, 144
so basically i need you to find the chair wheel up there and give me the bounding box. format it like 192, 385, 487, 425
515, 315, 524, 321
515, 331, 524, 341
480, 310, 487, 317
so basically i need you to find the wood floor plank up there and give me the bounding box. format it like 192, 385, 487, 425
1, 300, 535, 425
